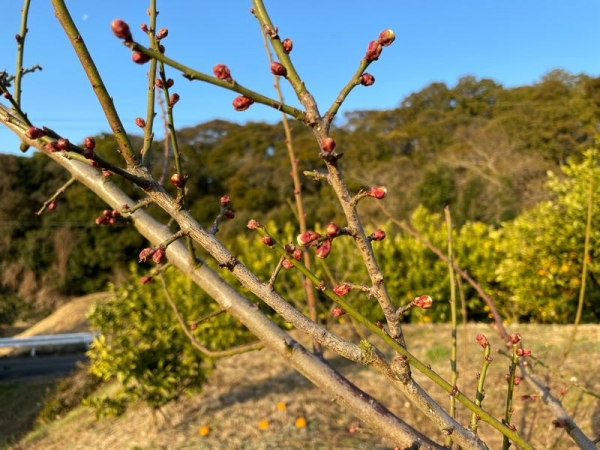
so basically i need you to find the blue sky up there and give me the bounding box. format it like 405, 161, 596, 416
2, 1, 600, 155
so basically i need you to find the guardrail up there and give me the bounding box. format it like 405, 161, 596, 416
0, 332, 97, 357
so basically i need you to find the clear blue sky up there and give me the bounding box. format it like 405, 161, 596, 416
2, 1, 600, 155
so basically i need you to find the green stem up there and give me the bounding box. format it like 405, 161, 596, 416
14, 0, 32, 107
470, 342, 492, 433
141, 0, 159, 164
51, 0, 137, 167
502, 345, 520, 450
445, 206, 458, 448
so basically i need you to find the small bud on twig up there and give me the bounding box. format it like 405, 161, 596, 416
369, 229, 386, 241
320, 137, 336, 153
111, 19, 133, 42
360, 73, 375, 86
132, 51, 151, 64
270, 62, 287, 77
331, 306, 346, 318
156, 27, 169, 40
135, 117, 146, 128
232, 96, 254, 111
366, 186, 387, 199
333, 283, 352, 296
213, 63, 232, 81
365, 40, 383, 62
412, 294, 433, 309
378, 29, 395, 47
282, 38, 293, 54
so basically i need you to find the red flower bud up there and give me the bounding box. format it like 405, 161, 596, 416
366, 186, 387, 199
413, 294, 433, 309
139, 247, 153, 263
155, 78, 164, 89
315, 239, 332, 259
331, 306, 346, 318
282, 38, 293, 54
220, 195, 231, 207
261, 236, 275, 246
224, 210, 235, 219
297, 231, 321, 247
170, 173, 187, 188
378, 29, 395, 47
232, 96, 254, 111
84, 137, 96, 150
333, 283, 352, 297
292, 248, 303, 261
132, 51, 151, 64
111, 19, 133, 42
152, 246, 166, 264
169, 93, 180, 106
45, 141, 59, 152
102, 170, 113, 178
360, 73, 375, 86
476, 334, 489, 348
370, 229, 386, 241
56, 138, 70, 150
135, 117, 146, 128
365, 40, 382, 62
26, 126, 45, 139
270, 62, 287, 77
213, 63, 232, 81
247, 219, 262, 230
166, 78, 174, 88
140, 23, 148, 33
282, 259, 295, 269
140, 276, 154, 284
156, 27, 168, 40
48, 202, 56, 211
320, 137, 336, 153
190, 322, 198, 330
513, 376, 522, 386
325, 222, 341, 238
508, 333, 522, 345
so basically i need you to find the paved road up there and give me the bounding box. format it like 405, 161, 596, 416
0, 353, 88, 381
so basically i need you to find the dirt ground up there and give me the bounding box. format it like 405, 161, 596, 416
2, 295, 599, 449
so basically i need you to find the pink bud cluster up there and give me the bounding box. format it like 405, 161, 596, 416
219, 194, 235, 220
282, 243, 303, 269
364, 29, 395, 62
233, 96, 254, 111
139, 245, 166, 264
95, 209, 120, 226
412, 294, 433, 309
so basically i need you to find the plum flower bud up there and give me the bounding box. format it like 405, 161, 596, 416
261, 236, 275, 246
378, 29, 395, 47
282, 259, 295, 269
232, 96, 254, 111
365, 40, 382, 62
225, 210, 235, 219
476, 334, 489, 348
331, 306, 346, 318
84, 137, 96, 150
155, 79, 164, 88
169, 93, 180, 106
139, 247, 153, 263
152, 246, 166, 264
165, 78, 174, 88
315, 239, 332, 259
247, 219, 262, 230
48, 202, 56, 211
170, 173, 187, 188
320, 137, 336, 153
220, 195, 231, 207
56, 138, 70, 150
140, 23, 148, 33
270, 62, 287, 77
513, 376, 522, 386
333, 283, 352, 297
213, 63, 232, 81
360, 73, 375, 86
413, 294, 433, 309
45, 141, 59, 152
156, 27, 168, 40
132, 51, 151, 64
297, 231, 321, 247
516, 348, 532, 357
26, 126, 45, 139
135, 117, 146, 128
366, 186, 387, 199
370, 229, 386, 241
111, 19, 133, 42
508, 333, 522, 345
140, 276, 154, 284
291, 248, 303, 261
282, 38, 293, 54
325, 222, 341, 238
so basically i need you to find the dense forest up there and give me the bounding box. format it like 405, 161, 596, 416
2, 69, 600, 325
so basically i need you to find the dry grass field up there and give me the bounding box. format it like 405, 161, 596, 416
1, 296, 598, 449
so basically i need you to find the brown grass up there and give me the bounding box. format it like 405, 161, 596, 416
6, 315, 599, 450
